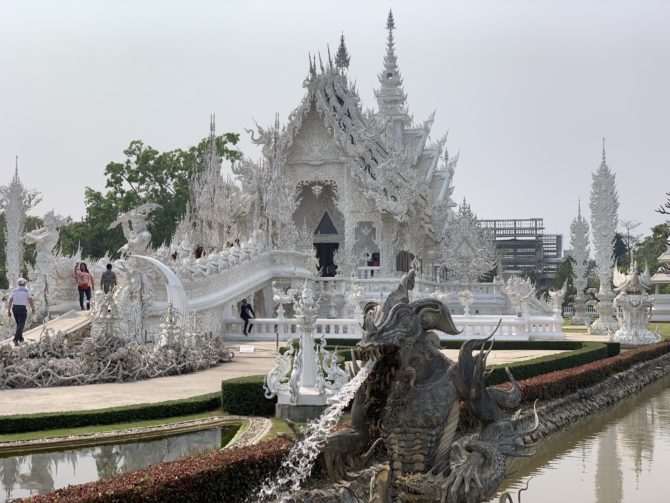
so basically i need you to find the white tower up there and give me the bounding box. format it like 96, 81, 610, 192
589, 140, 619, 334
4, 157, 26, 287
570, 200, 590, 325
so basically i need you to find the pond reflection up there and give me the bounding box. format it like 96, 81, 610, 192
496, 374, 670, 502
0, 425, 238, 502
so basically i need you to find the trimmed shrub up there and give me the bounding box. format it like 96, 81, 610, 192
0, 393, 221, 435
504, 340, 670, 402
24, 437, 290, 503
221, 375, 276, 416
486, 342, 610, 384
334, 341, 614, 384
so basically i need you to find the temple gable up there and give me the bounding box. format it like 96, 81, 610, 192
286, 106, 344, 167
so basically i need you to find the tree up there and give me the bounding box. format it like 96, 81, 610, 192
59, 133, 241, 258
619, 219, 642, 253
656, 192, 670, 216
553, 256, 577, 308
634, 223, 669, 273
612, 232, 629, 269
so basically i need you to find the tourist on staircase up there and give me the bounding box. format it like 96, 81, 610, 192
240, 298, 255, 336
74, 262, 95, 310
7, 277, 35, 346
100, 263, 117, 294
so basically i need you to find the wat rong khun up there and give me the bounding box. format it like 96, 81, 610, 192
2, 12, 670, 503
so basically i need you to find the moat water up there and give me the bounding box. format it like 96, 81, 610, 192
495, 373, 670, 503
0, 425, 238, 502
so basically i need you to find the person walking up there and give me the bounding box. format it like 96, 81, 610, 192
240, 298, 255, 336
74, 262, 94, 310
100, 263, 117, 294
7, 278, 36, 346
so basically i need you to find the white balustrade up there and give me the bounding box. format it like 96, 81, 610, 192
223, 314, 564, 341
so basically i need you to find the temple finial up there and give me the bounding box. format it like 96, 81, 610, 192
210, 113, 215, 133
577, 197, 581, 218
375, 8, 408, 123
387, 9, 395, 31
335, 32, 351, 70
601, 137, 607, 165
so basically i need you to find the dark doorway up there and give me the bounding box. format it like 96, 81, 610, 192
314, 243, 339, 277
315, 212, 338, 235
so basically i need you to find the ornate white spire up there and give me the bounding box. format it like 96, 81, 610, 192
589, 138, 620, 334
375, 10, 409, 125
590, 137, 619, 293
570, 198, 590, 324
5, 156, 26, 286
204, 113, 219, 173
335, 33, 350, 70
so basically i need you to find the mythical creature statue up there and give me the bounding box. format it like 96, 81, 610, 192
23, 210, 61, 275
108, 204, 161, 256
321, 269, 536, 503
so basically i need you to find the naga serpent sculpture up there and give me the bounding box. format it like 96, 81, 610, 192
321, 269, 538, 503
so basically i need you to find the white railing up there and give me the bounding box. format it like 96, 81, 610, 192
562, 305, 598, 317
222, 318, 363, 341
223, 314, 565, 341
356, 266, 381, 279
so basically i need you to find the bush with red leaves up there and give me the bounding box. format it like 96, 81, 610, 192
498, 340, 670, 402
24, 438, 289, 503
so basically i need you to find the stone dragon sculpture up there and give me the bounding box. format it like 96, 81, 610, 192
321, 269, 538, 502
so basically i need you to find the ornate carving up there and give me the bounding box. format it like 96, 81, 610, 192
109, 203, 162, 256
611, 259, 660, 344
589, 141, 619, 333
570, 201, 590, 324
441, 200, 497, 282
321, 270, 537, 502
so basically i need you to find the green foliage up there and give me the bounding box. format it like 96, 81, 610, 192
58, 133, 241, 259
634, 222, 669, 268
0, 392, 220, 435
221, 375, 277, 416
613, 232, 628, 267
553, 256, 577, 307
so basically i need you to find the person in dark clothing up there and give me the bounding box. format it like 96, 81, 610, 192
100, 263, 117, 294
240, 298, 255, 336
7, 278, 36, 346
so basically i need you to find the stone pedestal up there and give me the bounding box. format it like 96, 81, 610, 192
571, 293, 590, 325
589, 291, 619, 334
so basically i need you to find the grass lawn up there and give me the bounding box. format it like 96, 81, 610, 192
0, 410, 222, 443
651, 322, 670, 340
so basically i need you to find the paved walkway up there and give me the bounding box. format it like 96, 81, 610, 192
0, 342, 279, 416
0, 341, 572, 417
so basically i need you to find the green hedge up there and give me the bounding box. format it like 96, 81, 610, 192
332, 341, 616, 386
0, 393, 221, 436
323, 338, 620, 354
221, 375, 276, 416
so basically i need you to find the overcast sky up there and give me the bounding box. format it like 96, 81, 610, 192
2, 0, 669, 243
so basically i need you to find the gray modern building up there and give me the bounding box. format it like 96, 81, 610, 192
479, 218, 563, 285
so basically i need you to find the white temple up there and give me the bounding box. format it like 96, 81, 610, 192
220, 11, 458, 278
1, 11, 570, 392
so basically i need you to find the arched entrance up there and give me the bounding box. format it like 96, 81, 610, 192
293, 182, 343, 276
